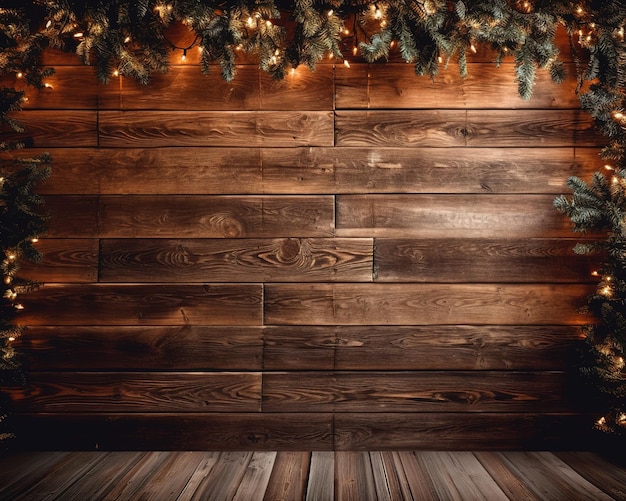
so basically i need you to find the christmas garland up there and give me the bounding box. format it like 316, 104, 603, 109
1, 0, 626, 443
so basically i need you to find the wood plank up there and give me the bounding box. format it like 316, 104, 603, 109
374, 238, 598, 283
261, 146, 598, 195
0, 451, 71, 498
263, 452, 311, 501
44, 196, 100, 238
306, 451, 334, 501
124, 451, 205, 501
233, 451, 278, 501
262, 371, 572, 413
20, 283, 262, 326
28, 146, 600, 196
259, 66, 334, 110
100, 238, 373, 282
101, 451, 172, 500
3, 110, 98, 147
466, 110, 603, 147
336, 194, 577, 238
264, 326, 336, 370
7, 451, 107, 501
336, 63, 581, 109
8, 66, 99, 110
17, 326, 264, 370
98, 195, 335, 238
175, 452, 221, 501
335, 110, 466, 147
336, 451, 377, 501
9, 372, 262, 413
368, 451, 394, 501
334, 413, 592, 450
99, 66, 262, 110
264, 283, 591, 326
185, 452, 253, 501
18, 238, 99, 283
496, 452, 614, 501
394, 451, 440, 500
98, 111, 334, 147
474, 451, 548, 501
28, 147, 264, 195
12, 413, 334, 450
333, 325, 582, 371
555, 451, 626, 500
414, 451, 508, 500
335, 110, 599, 147
55, 452, 149, 501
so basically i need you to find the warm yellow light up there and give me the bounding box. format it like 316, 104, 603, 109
470, 44, 477, 53
44, 82, 53, 89
343, 59, 350, 68
8, 337, 15, 342
16, 72, 23, 78
576, 6, 583, 15
328, 9, 333, 16
247, 16, 254, 27
352, 46, 358, 55
616, 356, 625, 369
46, 20, 52, 28
124, 36, 131, 43
266, 20, 272, 27
591, 270, 599, 277
73, 32, 83, 38
113, 69, 119, 77
601, 285, 612, 296
343, 28, 350, 35
7, 254, 16, 261
290, 68, 296, 76
597, 416, 606, 426
614, 111, 625, 120
14, 303, 24, 310
374, 9, 382, 19
4, 276, 11, 284
605, 164, 615, 170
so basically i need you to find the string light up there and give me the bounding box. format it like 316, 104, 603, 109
16, 72, 22, 78
343, 59, 350, 68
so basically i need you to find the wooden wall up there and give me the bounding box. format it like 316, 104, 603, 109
3, 31, 604, 450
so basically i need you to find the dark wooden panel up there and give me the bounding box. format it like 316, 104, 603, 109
334, 325, 581, 370
7, 66, 99, 110
9, 372, 261, 413
264, 326, 336, 370
20, 283, 262, 326
98, 195, 335, 238
44, 196, 100, 238
374, 238, 598, 283
335, 110, 596, 147
18, 239, 99, 283
16, 326, 263, 370
334, 413, 593, 450
336, 194, 574, 238
264, 283, 592, 326
336, 63, 581, 109
100, 238, 372, 282
29, 146, 599, 196
262, 371, 573, 413
98, 111, 334, 147
3, 111, 98, 147
99, 66, 261, 110
264, 325, 581, 371
12, 413, 334, 450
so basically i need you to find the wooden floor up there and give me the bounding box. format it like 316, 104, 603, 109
0, 451, 625, 500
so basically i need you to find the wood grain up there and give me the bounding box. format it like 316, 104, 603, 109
334, 413, 592, 450
263, 325, 582, 371
335, 110, 597, 147
18, 238, 99, 283
98, 196, 335, 238
336, 63, 581, 110
262, 371, 573, 413
99, 238, 372, 282
16, 326, 264, 370
264, 283, 592, 326
336, 194, 577, 238
374, 238, 599, 283
20, 283, 262, 326
9, 372, 262, 413
28, 146, 599, 196
98, 111, 334, 147
44, 196, 100, 238
3, 111, 97, 147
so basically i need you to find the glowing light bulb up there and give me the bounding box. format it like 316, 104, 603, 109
14, 304, 24, 310
8, 254, 16, 261
266, 20, 272, 27
605, 164, 614, 170
597, 416, 606, 426
73, 32, 83, 38
8, 337, 15, 342
591, 271, 599, 277
124, 36, 131, 43
113, 69, 119, 77
181, 49, 187, 61
343, 28, 349, 35
352, 46, 358, 55
46, 20, 52, 28
4, 276, 11, 284
44, 83, 53, 89
343, 60, 350, 68
16, 72, 23, 78
601, 285, 612, 296
328, 9, 333, 16
470, 44, 477, 53
247, 17, 254, 27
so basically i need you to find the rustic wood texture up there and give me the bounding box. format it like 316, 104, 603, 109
1, 450, 619, 501
1, 33, 605, 451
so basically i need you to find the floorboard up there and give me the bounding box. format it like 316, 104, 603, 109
0, 450, 623, 500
